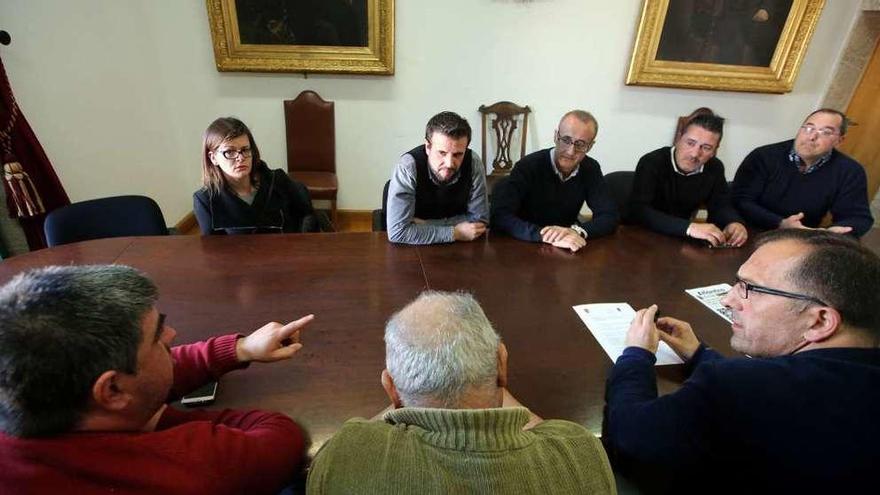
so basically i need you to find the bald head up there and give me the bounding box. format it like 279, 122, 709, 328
384, 291, 500, 408
559, 110, 598, 135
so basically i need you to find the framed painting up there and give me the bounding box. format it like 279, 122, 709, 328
626, 0, 825, 93
206, 0, 394, 75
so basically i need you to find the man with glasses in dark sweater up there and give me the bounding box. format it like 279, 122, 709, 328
491, 110, 619, 252
604, 230, 880, 493
732, 108, 873, 237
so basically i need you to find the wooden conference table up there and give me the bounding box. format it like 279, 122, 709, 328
3, 226, 874, 455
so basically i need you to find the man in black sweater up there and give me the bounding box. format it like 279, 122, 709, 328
491, 110, 618, 252
630, 112, 747, 247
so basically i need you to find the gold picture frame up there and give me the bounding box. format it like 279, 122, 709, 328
626, 0, 825, 93
206, 0, 394, 75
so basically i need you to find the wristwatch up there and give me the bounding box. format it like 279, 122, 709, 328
570, 224, 588, 239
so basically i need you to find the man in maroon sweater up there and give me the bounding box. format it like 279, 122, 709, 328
0, 264, 312, 494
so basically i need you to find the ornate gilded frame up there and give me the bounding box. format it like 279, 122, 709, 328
626, 0, 825, 93
206, 0, 394, 75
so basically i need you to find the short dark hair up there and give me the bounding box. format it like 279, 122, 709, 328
755, 230, 880, 335
201, 117, 262, 194
424, 111, 471, 144
805, 108, 849, 136
0, 265, 158, 437
682, 112, 725, 141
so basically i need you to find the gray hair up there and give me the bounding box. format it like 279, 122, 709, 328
384, 291, 500, 408
0, 264, 158, 437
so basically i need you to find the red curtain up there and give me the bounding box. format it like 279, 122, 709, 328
0, 52, 70, 250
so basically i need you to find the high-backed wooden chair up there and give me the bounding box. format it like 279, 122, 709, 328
478, 101, 530, 192
284, 90, 338, 227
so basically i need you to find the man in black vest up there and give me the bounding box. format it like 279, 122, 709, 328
386, 111, 489, 245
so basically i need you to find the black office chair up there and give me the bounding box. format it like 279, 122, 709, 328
44, 195, 169, 247
604, 171, 634, 223
371, 180, 391, 232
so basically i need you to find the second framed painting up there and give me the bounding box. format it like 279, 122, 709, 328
206, 0, 394, 75
626, 0, 825, 93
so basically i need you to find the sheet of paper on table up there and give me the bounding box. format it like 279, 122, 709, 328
573, 302, 684, 366
685, 283, 734, 324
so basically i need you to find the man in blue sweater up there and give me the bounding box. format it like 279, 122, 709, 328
491, 110, 618, 252
604, 229, 880, 493
732, 108, 873, 236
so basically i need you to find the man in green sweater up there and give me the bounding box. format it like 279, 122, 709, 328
307, 291, 616, 494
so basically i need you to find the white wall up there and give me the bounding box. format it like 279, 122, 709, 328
0, 1, 864, 223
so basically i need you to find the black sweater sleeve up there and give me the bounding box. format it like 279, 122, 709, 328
578, 163, 619, 238
629, 152, 690, 237
732, 147, 785, 229
490, 165, 543, 242
705, 165, 742, 229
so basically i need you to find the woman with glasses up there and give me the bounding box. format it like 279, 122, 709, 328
193, 117, 317, 235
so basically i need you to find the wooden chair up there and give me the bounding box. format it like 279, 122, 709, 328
674, 107, 716, 143
478, 101, 531, 192
284, 90, 338, 228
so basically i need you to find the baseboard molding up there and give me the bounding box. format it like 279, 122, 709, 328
338, 209, 373, 221
337, 209, 374, 232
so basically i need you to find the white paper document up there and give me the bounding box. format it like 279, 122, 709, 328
685, 283, 734, 324
573, 303, 684, 366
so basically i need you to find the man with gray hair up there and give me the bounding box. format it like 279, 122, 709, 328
492, 109, 619, 252
0, 264, 313, 494
308, 291, 615, 494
